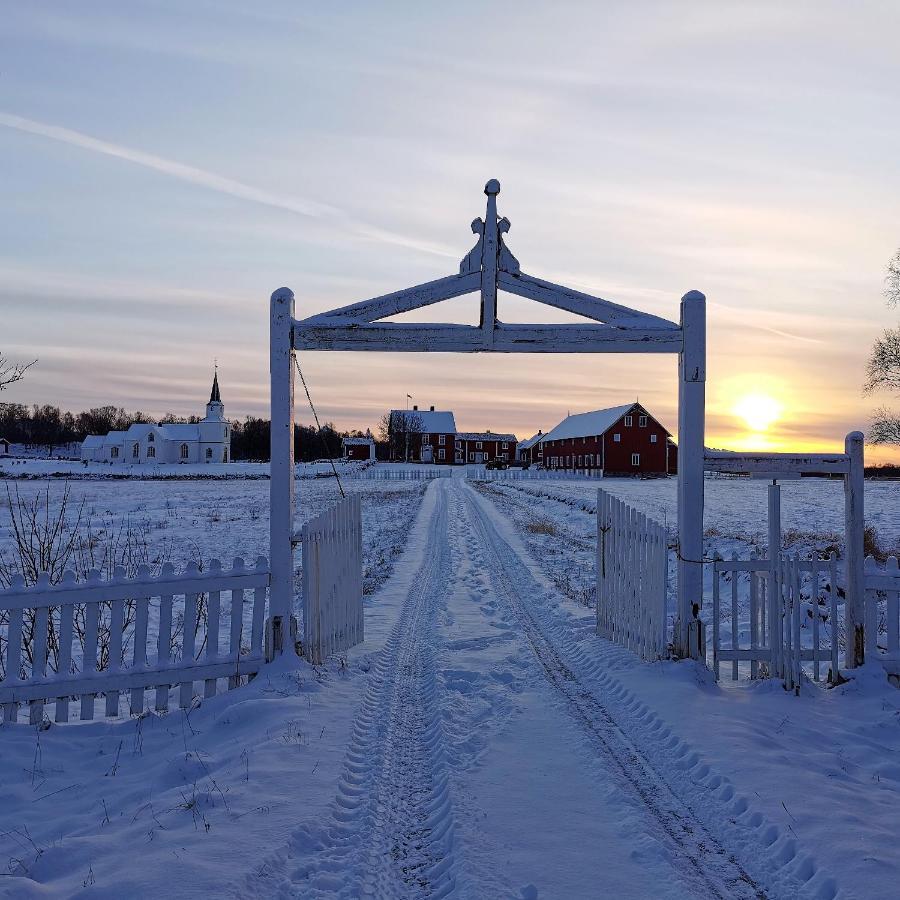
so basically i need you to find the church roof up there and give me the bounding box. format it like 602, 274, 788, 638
210, 370, 221, 403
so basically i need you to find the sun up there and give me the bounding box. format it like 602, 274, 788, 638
733, 393, 781, 433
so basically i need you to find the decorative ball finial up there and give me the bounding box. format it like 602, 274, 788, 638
484, 179, 501, 196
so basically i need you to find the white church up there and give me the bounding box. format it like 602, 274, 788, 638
81, 371, 232, 464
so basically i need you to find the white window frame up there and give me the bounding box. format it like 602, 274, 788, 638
439, 434, 446, 445
631, 453, 640, 466
651, 434, 658, 444
180, 443, 189, 459
613, 433, 621, 442
438, 448, 445, 460
501, 441, 508, 449
624, 415, 633, 427
147, 446, 155, 459
639, 415, 648, 427
476, 441, 482, 449
132, 443, 139, 458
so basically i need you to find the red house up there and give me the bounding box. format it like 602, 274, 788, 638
457, 432, 517, 464
388, 406, 457, 464
539, 403, 673, 476
517, 430, 544, 466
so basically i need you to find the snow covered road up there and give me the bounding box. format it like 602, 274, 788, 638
272, 477, 831, 899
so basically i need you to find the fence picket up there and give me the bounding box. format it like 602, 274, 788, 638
105, 565, 127, 717
56, 570, 77, 723
204, 560, 222, 700
179, 562, 200, 709
80, 569, 102, 721
131, 565, 151, 715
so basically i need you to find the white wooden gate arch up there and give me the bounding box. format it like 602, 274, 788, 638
269, 180, 706, 659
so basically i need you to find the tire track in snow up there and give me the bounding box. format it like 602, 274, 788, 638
460, 483, 771, 900
264, 481, 458, 899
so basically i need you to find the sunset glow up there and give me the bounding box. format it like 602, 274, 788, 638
733, 394, 782, 434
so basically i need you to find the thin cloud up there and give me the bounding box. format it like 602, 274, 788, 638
0, 111, 458, 261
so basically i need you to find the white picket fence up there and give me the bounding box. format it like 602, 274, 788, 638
865, 555, 900, 676
468, 467, 603, 482
301, 494, 364, 665
355, 468, 451, 481
0, 557, 269, 724
595, 489, 668, 660
711, 552, 840, 689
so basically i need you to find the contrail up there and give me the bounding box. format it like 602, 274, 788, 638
0, 111, 457, 259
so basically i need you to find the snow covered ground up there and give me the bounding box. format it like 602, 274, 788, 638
1, 472, 899, 898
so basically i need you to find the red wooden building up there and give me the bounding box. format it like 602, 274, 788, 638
538, 403, 674, 475
457, 432, 517, 464
342, 434, 375, 461
517, 430, 544, 466
388, 406, 458, 464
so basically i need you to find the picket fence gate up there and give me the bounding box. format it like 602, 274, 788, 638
595, 489, 668, 661
301, 494, 364, 665
865, 555, 900, 676
0, 557, 269, 724
711, 552, 839, 689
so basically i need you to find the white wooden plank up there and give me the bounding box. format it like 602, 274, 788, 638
298, 272, 480, 324
130, 565, 151, 715
704, 450, 850, 476
204, 559, 222, 699
105, 566, 126, 717
497, 270, 679, 329
80, 569, 101, 721
56, 570, 76, 723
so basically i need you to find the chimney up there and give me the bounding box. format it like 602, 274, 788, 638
413, 404, 418, 411
430, 405, 435, 411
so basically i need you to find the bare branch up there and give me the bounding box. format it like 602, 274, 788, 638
864, 326, 900, 394
886, 248, 900, 308
869, 408, 900, 445
0, 354, 36, 391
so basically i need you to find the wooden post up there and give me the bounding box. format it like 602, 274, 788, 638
269, 287, 296, 659
767, 482, 782, 677
676, 290, 706, 658
844, 430, 865, 668
480, 179, 500, 347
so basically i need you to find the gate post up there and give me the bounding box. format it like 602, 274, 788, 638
676, 290, 706, 659
844, 430, 865, 668
269, 287, 296, 659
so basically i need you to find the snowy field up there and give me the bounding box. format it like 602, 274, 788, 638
1, 473, 899, 898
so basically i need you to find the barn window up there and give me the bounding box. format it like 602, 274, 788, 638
639, 415, 648, 427
206, 448, 213, 459
624, 416, 633, 427
651, 434, 658, 444
501, 441, 508, 449
613, 433, 621, 442
180, 443, 189, 459
631, 453, 640, 466
132, 443, 139, 458
147, 446, 155, 458
476, 441, 482, 449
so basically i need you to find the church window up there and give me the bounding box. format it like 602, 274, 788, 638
180, 443, 189, 459
110, 447, 119, 459
147, 433, 154, 442
223, 448, 228, 462
132, 443, 139, 458
206, 448, 213, 460
147, 446, 155, 458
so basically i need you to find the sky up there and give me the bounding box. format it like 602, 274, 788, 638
2, 1, 899, 462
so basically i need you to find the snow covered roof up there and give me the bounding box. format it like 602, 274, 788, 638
541, 404, 638, 443
81, 435, 104, 448
159, 424, 201, 440
102, 431, 127, 446
390, 409, 457, 434
518, 432, 544, 450
342, 436, 374, 446
457, 432, 517, 442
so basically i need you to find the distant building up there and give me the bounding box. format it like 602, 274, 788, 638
517, 430, 544, 466
0, 438, 9, 455
81, 371, 231, 464
388, 406, 457, 464
456, 432, 517, 465
539, 402, 673, 475
342, 432, 375, 461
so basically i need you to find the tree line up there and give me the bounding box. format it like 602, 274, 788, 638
0, 403, 373, 462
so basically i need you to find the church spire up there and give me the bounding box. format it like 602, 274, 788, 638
209, 364, 221, 403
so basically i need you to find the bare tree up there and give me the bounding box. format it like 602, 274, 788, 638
386, 410, 423, 461
0, 353, 35, 391
865, 250, 900, 444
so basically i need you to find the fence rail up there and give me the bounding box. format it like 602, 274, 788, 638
468, 467, 604, 481
865, 555, 900, 676
596, 489, 668, 660
302, 494, 364, 664
710, 552, 839, 689
349, 468, 451, 481
0, 557, 269, 724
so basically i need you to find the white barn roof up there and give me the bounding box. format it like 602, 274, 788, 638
541, 404, 637, 443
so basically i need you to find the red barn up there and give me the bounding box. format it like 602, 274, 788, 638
342, 435, 375, 461
517, 430, 544, 466
539, 403, 673, 476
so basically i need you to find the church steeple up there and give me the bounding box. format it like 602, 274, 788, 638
209, 368, 221, 403
204, 364, 224, 422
